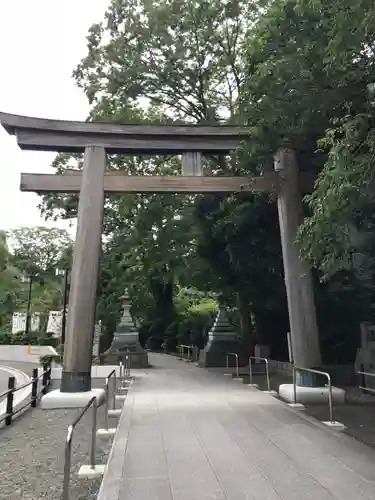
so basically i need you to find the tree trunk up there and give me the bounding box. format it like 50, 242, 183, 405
149, 274, 177, 345
236, 291, 254, 353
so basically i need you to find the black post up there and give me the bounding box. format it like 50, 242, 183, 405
5, 377, 15, 426
25, 275, 33, 336
42, 363, 48, 394
31, 368, 38, 407
360, 363, 366, 392
61, 268, 69, 346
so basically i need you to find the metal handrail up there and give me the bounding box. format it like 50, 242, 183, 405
293, 366, 335, 423
119, 356, 131, 392
356, 369, 375, 393
104, 369, 116, 431
62, 396, 98, 500
226, 352, 239, 378
123, 354, 131, 378
0, 366, 52, 425
249, 356, 271, 391
179, 344, 193, 362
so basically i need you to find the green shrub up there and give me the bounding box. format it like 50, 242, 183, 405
176, 297, 217, 348
0, 329, 59, 347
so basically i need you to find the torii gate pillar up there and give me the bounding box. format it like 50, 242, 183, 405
274, 147, 321, 368
60, 145, 106, 392
41, 145, 107, 408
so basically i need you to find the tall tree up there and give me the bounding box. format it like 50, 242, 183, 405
7, 226, 72, 277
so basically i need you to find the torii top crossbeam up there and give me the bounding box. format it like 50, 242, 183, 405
0, 112, 249, 154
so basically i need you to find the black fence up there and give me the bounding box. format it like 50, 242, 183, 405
0, 365, 52, 426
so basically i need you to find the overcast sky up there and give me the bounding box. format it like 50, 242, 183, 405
0, 0, 108, 237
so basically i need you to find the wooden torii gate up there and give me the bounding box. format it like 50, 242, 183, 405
0, 112, 321, 402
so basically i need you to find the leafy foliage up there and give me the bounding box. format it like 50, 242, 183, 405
7, 226, 72, 276
0, 229, 72, 335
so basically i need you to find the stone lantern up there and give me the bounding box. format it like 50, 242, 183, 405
104, 292, 148, 368
199, 307, 241, 367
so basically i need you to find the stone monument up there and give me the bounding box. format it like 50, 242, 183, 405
103, 293, 148, 368
199, 308, 240, 367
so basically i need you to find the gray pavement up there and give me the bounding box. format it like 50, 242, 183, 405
98, 353, 375, 500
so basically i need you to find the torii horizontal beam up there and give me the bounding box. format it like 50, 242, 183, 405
20, 170, 316, 194
20, 172, 278, 193
0, 112, 249, 154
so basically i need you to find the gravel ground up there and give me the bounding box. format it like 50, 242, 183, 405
0, 378, 119, 500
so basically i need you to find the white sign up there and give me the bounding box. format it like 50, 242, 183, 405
12, 312, 41, 334
31, 312, 40, 332
12, 312, 26, 334
47, 310, 63, 338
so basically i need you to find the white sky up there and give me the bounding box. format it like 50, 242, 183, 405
0, 0, 109, 237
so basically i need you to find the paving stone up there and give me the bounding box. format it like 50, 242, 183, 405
119, 477, 172, 500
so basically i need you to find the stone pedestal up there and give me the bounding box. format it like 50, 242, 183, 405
103, 293, 148, 368
199, 309, 240, 367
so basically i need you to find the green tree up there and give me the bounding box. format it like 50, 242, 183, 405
0, 232, 23, 330
7, 226, 72, 277
38, 0, 270, 349
237, 0, 375, 278
3, 227, 73, 333
236, 0, 375, 361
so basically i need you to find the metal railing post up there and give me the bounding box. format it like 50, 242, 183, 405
227, 353, 239, 377
5, 377, 15, 426
31, 368, 38, 408
112, 372, 117, 410
293, 366, 297, 404
249, 356, 272, 390
327, 373, 334, 423
90, 399, 97, 469
126, 355, 130, 377
62, 426, 73, 500
104, 380, 109, 430
356, 369, 375, 394
42, 364, 49, 394
293, 366, 335, 423
265, 359, 271, 392
62, 396, 98, 499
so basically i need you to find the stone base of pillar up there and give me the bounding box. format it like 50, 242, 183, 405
60, 370, 91, 392
279, 384, 346, 405
40, 388, 105, 409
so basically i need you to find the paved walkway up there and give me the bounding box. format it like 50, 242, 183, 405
98, 353, 375, 500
